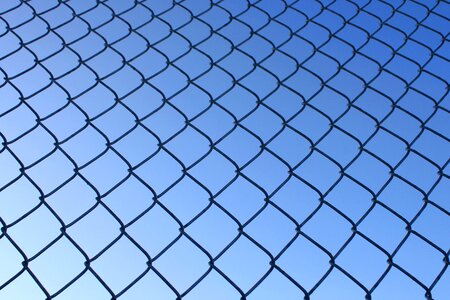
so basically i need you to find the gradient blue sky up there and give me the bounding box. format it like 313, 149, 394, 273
0, 0, 449, 299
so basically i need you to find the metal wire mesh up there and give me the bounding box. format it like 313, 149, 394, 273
0, 0, 449, 299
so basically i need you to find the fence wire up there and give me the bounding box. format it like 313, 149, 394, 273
0, 0, 449, 299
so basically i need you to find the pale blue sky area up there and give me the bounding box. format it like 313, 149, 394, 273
0, 0, 449, 299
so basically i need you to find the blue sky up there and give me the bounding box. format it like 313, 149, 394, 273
0, 0, 449, 299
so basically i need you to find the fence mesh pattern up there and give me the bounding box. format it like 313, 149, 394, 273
1, 0, 449, 299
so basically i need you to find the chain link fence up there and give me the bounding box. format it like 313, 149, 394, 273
1, 0, 449, 299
